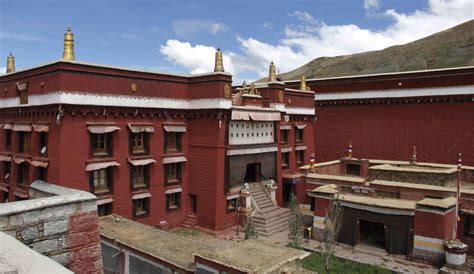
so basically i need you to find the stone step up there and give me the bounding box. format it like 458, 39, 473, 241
254, 216, 291, 229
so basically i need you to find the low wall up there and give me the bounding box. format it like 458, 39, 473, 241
0, 180, 102, 273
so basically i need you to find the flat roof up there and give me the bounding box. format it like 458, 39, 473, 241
284, 66, 474, 83
306, 173, 365, 183
0, 59, 231, 79
369, 163, 457, 174
339, 194, 417, 210
99, 215, 220, 272
370, 180, 474, 194
195, 239, 309, 273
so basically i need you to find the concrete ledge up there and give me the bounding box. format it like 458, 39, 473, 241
0, 231, 72, 273
0, 180, 96, 216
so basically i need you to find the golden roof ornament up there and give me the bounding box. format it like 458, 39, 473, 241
249, 83, 256, 94
241, 81, 248, 93
300, 75, 307, 91
62, 27, 75, 60
410, 146, 417, 165
214, 48, 224, 72
6, 53, 15, 74
268, 61, 277, 82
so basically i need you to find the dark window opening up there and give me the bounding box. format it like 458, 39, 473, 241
98, 203, 113, 216
281, 130, 288, 143
245, 163, 261, 182
130, 132, 149, 155
359, 220, 385, 249
166, 192, 181, 210
296, 150, 305, 166
227, 198, 237, 212
282, 152, 289, 168
131, 165, 149, 189
295, 128, 304, 143
17, 162, 29, 186
164, 132, 182, 153
133, 198, 149, 217
4, 130, 11, 151
37, 167, 47, 181
90, 168, 112, 194
18, 132, 31, 154
346, 163, 361, 176
91, 133, 112, 157
38, 132, 48, 156
2, 162, 10, 184
165, 163, 181, 185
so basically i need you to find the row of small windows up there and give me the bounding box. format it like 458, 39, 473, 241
230, 132, 273, 138
230, 123, 273, 128
97, 193, 181, 217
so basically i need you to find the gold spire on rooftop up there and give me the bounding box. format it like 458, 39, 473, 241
300, 75, 307, 91
410, 146, 417, 165
214, 48, 224, 72
62, 27, 75, 60
6, 53, 15, 74
268, 61, 277, 82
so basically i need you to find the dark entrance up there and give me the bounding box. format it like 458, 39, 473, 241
283, 183, 295, 207
359, 220, 385, 249
245, 163, 261, 182
189, 194, 197, 213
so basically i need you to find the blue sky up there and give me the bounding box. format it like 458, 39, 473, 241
0, 0, 472, 82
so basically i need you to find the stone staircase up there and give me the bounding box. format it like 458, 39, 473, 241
248, 182, 292, 237
181, 213, 198, 228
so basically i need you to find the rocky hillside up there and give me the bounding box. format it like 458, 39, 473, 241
273, 20, 474, 81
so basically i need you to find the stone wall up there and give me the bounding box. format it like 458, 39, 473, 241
0, 180, 102, 273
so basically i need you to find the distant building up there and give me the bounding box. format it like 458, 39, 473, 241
0, 28, 315, 234
300, 153, 474, 265
285, 66, 474, 166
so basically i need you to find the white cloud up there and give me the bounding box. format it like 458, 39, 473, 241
364, 0, 380, 11
159, 40, 236, 75
160, 0, 473, 81
288, 10, 317, 24
262, 22, 274, 29
0, 31, 44, 42
0, 67, 6, 75
172, 20, 228, 37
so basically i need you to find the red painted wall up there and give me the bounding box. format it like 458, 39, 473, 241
313, 101, 474, 166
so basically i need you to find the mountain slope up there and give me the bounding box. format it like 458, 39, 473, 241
273, 20, 474, 81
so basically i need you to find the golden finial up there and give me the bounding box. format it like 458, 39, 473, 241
249, 83, 256, 94
6, 53, 15, 74
62, 26, 75, 60
241, 81, 248, 93
268, 61, 277, 82
299, 75, 307, 91
410, 146, 417, 165
347, 142, 352, 159
214, 48, 224, 72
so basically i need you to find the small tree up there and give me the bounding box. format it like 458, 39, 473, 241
321, 194, 344, 274
243, 217, 257, 239
288, 193, 303, 249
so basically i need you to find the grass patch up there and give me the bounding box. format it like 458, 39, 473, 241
303, 252, 391, 274
171, 228, 200, 237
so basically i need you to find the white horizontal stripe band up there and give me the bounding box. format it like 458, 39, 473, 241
226, 193, 239, 200
227, 146, 278, 156
0, 91, 233, 110
281, 147, 293, 153
316, 85, 474, 101
97, 198, 114, 205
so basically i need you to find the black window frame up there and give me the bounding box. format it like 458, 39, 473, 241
164, 163, 182, 185
164, 132, 182, 153
130, 165, 149, 190
98, 203, 113, 216
18, 131, 31, 154
129, 132, 149, 155
4, 129, 12, 151
17, 162, 29, 186
89, 167, 113, 195
282, 152, 290, 168
38, 132, 48, 156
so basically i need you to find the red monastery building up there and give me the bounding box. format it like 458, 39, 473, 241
0, 28, 315, 232
285, 67, 474, 166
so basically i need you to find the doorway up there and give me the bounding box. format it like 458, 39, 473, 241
245, 163, 261, 182
189, 194, 197, 213
283, 183, 295, 207
359, 220, 385, 249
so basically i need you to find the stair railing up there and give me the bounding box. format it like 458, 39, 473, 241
250, 195, 260, 217
260, 180, 277, 207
